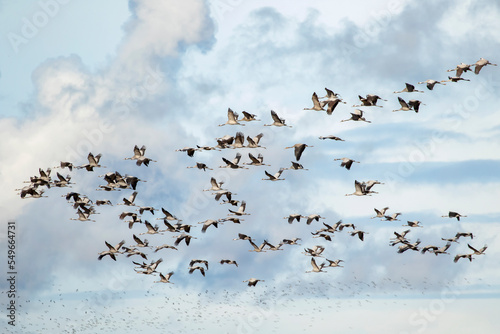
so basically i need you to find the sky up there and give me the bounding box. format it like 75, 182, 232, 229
1, 0, 500, 333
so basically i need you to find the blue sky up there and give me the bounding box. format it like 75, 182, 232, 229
1, 0, 500, 333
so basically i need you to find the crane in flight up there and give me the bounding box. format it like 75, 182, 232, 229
243, 278, 264, 287
78, 153, 105, 171
393, 83, 423, 93
306, 257, 326, 273
319, 87, 341, 100
264, 110, 292, 127
98, 240, 125, 261
154, 272, 174, 283
447, 62, 472, 77
417, 79, 446, 90
240, 111, 260, 122
473, 58, 497, 74
285, 143, 313, 161
304, 92, 326, 111
263, 169, 285, 181
468, 244, 487, 255
334, 157, 360, 170
341, 109, 371, 123
220, 259, 238, 267
442, 211, 467, 221
371, 207, 390, 219
285, 161, 308, 170
219, 108, 244, 126
319, 135, 344, 141
228, 201, 250, 216
352, 94, 386, 107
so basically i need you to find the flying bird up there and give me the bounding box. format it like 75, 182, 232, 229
248, 239, 267, 252
319, 87, 341, 100
454, 254, 474, 263
132, 234, 150, 248
302, 245, 325, 257
442, 211, 467, 221
455, 232, 473, 240
285, 161, 308, 170
204, 177, 225, 192
187, 162, 212, 171
154, 244, 178, 252
346, 180, 371, 196
175, 147, 199, 157
154, 272, 174, 284
353, 94, 385, 107
118, 191, 138, 206
285, 143, 313, 161
319, 135, 344, 141
220, 152, 248, 169
199, 219, 222, 233
446, 76, 470, 83
408, 100, 425, 113
350, 230, 369, 241
125, 145, 146, 161
467, 244, 487, 255
383, 213, 402, 221
233, 233, 252, 241
433, 242, 452, 256
219, 108, 243, 126
306, 257, 326, 273
157, 208, 181, 221
243, 278, 264, 287
305, 214, 325, 225
371, 207, 390, 219
264, 110, 291, 127
447, 62, 472, 77
98, 240, 125, 261
304, 92, 326, 111
173, 233, 197, 246
340, 109, 371, 123
325, 259, 344, 268
245, 153, 269, 166
263, 169, 285, 181
55, 161, 74, 171
189, 259, 209, 270
246, 133, 264, 148
228, 201, 250, 216
240, 111, 259, 122
417, 79, 446, 90
393, 83, 423, 93
325, 98, 346, 115
393, 97, 413, 112
139, 221, 162, 235
473, 58, 497, 74
334, 157, 360, 170
220, 259, 238, 267
78, 152, 105, 171
403, 221, 423, 228
283, 214, 303, 224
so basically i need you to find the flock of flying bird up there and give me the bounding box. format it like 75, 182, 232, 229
16, 57, 494, 286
